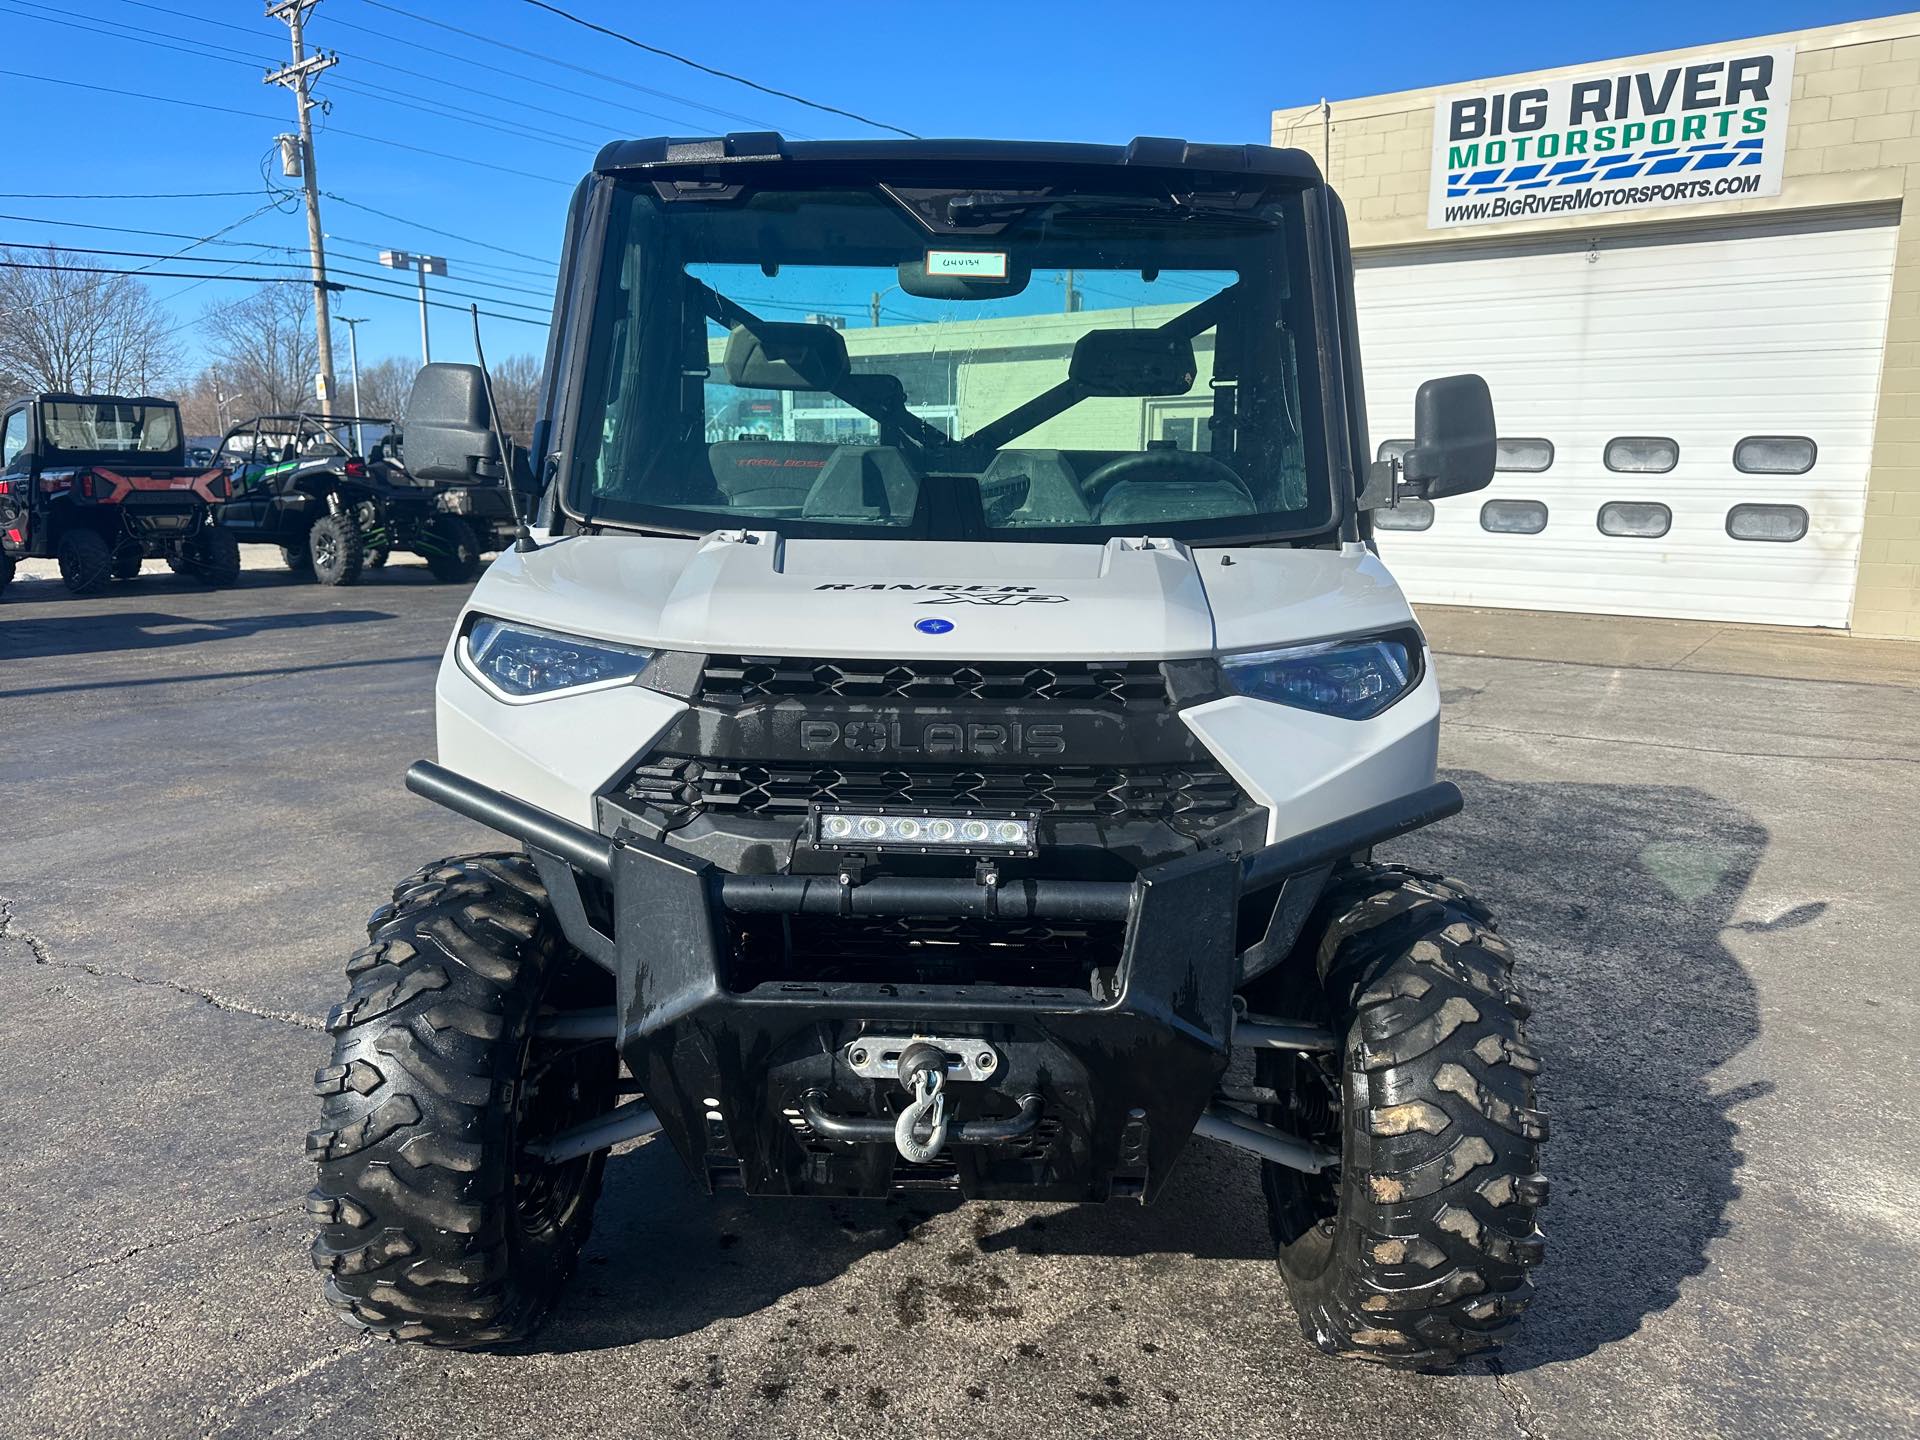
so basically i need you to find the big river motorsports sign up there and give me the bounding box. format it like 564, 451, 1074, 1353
1429, 45, 1795, 229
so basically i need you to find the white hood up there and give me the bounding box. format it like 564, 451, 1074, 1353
461, 530, 1418, 661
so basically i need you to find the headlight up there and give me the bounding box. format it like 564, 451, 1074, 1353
464, 616, 653, 698
1219, 632, 1419, 720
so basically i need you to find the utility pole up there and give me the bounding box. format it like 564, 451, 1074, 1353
337, 316, 366, 453
379, 251, 447, 364
264, 0, 339, 418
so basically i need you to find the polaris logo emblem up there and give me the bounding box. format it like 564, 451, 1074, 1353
800, 719, 1066, 758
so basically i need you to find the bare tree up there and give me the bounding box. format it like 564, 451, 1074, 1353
489, 353, 543, 443
352, 355, 415, 423
200, 284, 325, 414
0, 245, 181, 394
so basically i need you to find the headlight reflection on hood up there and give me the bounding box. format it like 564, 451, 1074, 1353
464, 616, 654, 698
1218, 631, 1419, 720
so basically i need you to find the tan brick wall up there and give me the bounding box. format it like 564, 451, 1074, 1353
1278, 13, 1920, 637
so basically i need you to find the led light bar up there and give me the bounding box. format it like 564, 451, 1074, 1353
810, 806, 1039, 857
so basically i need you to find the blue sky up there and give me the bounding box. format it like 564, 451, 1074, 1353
0, 0, 1897, 377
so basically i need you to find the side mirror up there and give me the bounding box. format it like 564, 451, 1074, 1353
1400, 373, 1495, 500
404, 363, 499, 485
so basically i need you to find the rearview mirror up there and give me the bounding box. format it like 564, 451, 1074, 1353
1400, 374, 1495, 500
1068, 330, 1198, 397
724, 322, 849, 391
897, 254, 1031, 300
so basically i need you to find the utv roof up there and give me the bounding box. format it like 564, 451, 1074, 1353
594, 132, 1322, 185
15, 392, 179, 408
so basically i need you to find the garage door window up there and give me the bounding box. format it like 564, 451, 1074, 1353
1604, 436, 1678, 474
1481, 499, 1548, 534
1726, 503, 1809, 542
1496, 438, 1553, 472
1733, 436, 1817, 475
1374, 498, 1434, 531
1597, 501, 1672, 538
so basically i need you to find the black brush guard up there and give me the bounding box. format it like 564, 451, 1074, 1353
406, 760, 1460, 1202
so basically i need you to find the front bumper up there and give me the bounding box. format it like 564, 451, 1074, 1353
406, 760, 1462, 1202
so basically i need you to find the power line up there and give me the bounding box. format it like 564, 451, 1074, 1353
319, 193, 560, 267
0, 216, 557, 310
1, 241, 554, 315
0, 189, 270, 200
9, 74, 572, 188
316, 7, 763, 137
124, 197, 297, 276
0, 0, 270, 71
320, 238, 558, 297
516, 0, 919, 139
325, 232, 555, 281
356, 0, 799, 134
321, 73, 602, 152
90, 0, 781, 137
0, 257, 550, 327
81, 0, 658, 144
94, 0, 278, 43
0, 201, 561, 291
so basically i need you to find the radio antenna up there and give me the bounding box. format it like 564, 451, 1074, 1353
468, 303, 537, 554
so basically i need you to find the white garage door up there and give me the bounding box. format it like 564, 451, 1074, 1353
1355, 211, 1898, 628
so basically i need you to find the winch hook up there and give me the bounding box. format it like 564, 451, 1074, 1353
892, 1041, 950, 1164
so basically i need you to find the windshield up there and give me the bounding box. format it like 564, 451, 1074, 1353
39, 400, 180, 456
566, 178, 1334, 543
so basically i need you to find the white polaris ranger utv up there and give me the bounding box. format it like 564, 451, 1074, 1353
307, 133, 1547, 1366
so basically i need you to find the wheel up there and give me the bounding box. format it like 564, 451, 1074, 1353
308, 511, 364, 586
0, 552, 14, 598
1255, 864, 1548, 1368
421, 515, 480, 584
111, 547, 144, 580
176, 526, 243, 587
364, 546, 390, 570
307, 853, 617, 1348
282, 540, 315, 575
56, 529, 114, 595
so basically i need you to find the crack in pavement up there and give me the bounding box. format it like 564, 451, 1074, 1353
1486, 1357, 1543, 1440
0, 1202, 306, 1302
0, 898, 325, 1032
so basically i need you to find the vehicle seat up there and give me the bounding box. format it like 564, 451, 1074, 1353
801, 446, 918, 521
707, 440, 835, 510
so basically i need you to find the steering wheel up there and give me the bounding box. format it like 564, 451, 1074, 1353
1081, 448, 1249, 507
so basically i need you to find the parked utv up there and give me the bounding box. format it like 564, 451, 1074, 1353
382, 423, 521, 555
308, 134, 1547, 1367
0, 392, 238, 597
211, 411, 481, 585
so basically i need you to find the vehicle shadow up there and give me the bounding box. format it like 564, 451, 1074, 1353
0, 606, 398, 662
529, 770, 1774, 1368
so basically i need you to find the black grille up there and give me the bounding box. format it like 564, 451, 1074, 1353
625, 755, 1244, 825
698, 656, 1169, 709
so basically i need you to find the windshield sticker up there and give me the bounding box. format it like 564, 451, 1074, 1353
915, 617, 955, 635
925, 249, 1008, 279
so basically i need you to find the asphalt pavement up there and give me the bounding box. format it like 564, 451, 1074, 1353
1, 558, 1916, 1439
